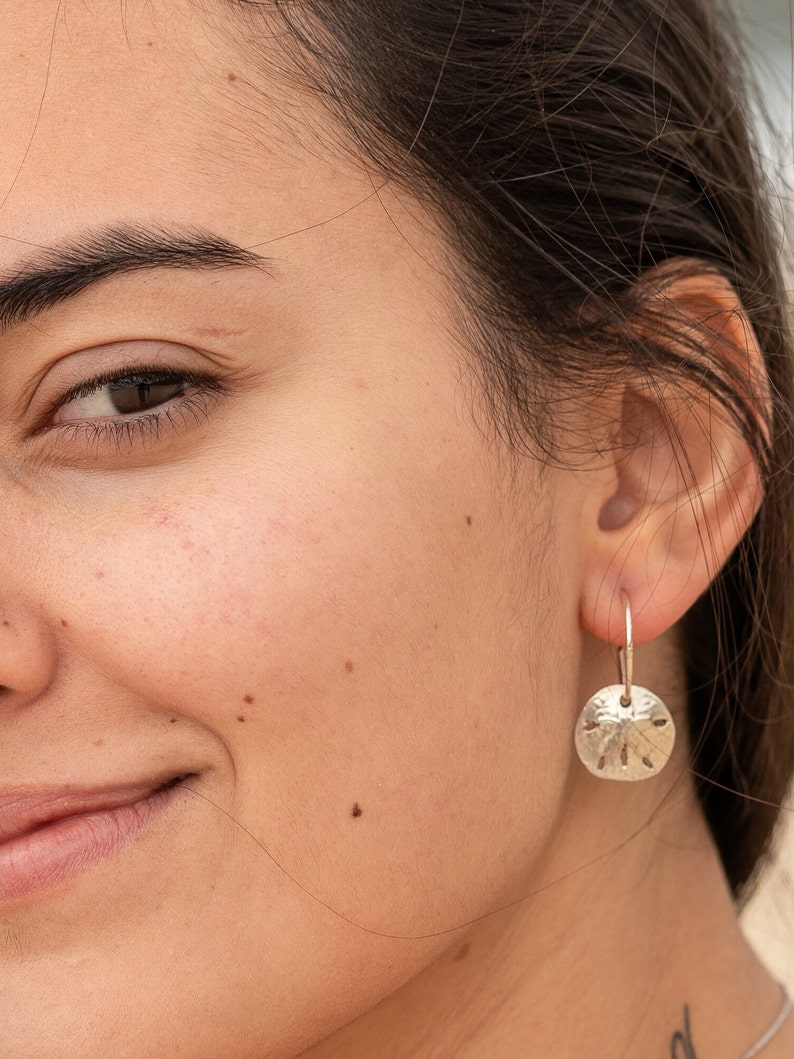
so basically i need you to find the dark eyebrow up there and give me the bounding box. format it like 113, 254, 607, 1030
0, 225, 272, 334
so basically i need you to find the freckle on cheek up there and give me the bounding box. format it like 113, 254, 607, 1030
243, 694, 255, 704
93, 739, 104, 748
237, 715, 246, 723
95, 571, 105, 580
344, 660, 354, 674
60, 619, 69, 628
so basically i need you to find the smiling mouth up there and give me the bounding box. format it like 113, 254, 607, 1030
0, 774, 190, 902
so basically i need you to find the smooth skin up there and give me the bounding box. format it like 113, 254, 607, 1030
0, 3, 791, 1056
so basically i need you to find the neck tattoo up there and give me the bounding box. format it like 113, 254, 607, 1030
670, 989, 792, 1059
671, 1006, 698, 1059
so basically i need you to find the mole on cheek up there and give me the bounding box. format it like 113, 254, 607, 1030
351, 803, 363, 818
60, 619, 69, 628
466, 515, 472, 526
243, 694, 255, 705
237, 715, 246, 723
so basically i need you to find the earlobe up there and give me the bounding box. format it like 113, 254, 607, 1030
579, 268, 767, 647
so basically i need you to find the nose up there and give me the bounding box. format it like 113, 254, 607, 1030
0, 603, 58, 706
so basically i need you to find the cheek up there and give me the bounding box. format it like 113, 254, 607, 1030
58, 447, 572, 937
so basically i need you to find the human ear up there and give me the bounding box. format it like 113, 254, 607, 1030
578, 268, 769, 647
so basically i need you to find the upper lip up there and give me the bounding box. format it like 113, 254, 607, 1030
0, 776, 185, 845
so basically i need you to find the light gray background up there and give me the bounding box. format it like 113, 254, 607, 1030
730, 0, 794, 996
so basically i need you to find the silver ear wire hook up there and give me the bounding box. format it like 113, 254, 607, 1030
619, 592, 633, 706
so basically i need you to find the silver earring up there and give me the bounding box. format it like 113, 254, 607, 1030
574, 595, 676, 781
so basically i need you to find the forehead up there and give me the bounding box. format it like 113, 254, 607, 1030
0, 1, 358, 257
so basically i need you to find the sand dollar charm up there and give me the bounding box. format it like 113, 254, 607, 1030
574, 684, 676, 781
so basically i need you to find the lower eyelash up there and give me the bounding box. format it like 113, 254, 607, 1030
51, 388, 221, 453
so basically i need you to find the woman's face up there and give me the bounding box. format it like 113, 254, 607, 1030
1, 3, 586, 1054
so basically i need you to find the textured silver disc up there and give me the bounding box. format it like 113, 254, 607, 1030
574, 684, 676, 781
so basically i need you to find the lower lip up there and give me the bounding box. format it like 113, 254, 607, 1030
0, 783, 181, 903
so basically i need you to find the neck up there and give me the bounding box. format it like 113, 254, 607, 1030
301, 767, 787, 1058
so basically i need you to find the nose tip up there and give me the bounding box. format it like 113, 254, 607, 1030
0, 608, 58, 706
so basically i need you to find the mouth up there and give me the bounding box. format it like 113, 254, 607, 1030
0, 774, 191, 902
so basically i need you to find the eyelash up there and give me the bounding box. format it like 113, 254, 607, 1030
40, 364, 227, 450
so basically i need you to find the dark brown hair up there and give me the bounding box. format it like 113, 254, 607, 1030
232, 0, 794, 897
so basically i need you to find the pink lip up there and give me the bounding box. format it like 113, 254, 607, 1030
0, 777, 186, 902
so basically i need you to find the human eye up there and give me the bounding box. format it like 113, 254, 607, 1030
53, 367, 207, 422
38, 361, 228, 453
